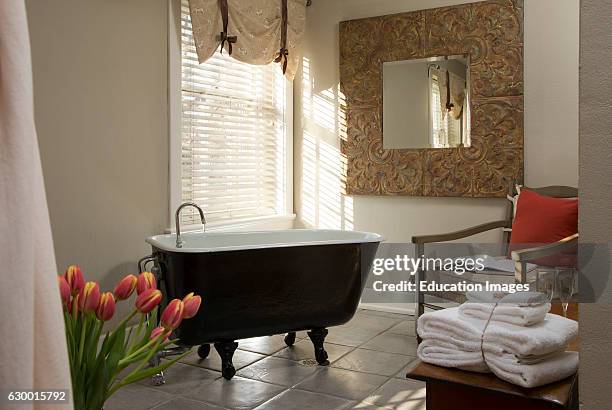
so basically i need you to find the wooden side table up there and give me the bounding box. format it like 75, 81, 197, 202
407, 361, 578, 410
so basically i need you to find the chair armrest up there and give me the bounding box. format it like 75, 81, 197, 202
510, 233, 578, 283
411, 220, 510, 244
510, 233, 579, 262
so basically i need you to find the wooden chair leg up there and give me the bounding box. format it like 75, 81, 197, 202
414, 243, 425, 343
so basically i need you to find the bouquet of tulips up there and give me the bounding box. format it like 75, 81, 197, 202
57, 265, 201, 410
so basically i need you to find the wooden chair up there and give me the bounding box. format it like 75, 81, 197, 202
411, 184, 578, 322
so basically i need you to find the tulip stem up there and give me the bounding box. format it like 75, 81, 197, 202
128, 314, 146, 354
71, 296, 78, 321
121, 337, 176, 366
91, 319, 102, 362
119, 331, 164, 366
77, 313, 88, 366
108, 336, 163, 398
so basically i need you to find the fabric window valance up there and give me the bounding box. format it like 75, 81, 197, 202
434, 68, 466, 120
187, 0, 307, 80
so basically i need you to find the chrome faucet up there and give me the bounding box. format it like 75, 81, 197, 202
175, 202, 206, 248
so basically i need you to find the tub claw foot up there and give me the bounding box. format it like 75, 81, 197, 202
148, 355, 166, 386
307, 328, 329, 366
284, 332, 296, 346
214, 341, 238, 380
151, 371, 166, 386
197, 344, 211, 359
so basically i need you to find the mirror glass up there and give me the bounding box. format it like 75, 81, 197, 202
382, 55, 470, 149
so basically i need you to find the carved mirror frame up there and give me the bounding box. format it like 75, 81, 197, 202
339, 0, 524, 197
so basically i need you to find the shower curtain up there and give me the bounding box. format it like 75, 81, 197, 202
0, 1, 72, 409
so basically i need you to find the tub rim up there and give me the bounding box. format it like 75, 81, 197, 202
146, 229, 385, 253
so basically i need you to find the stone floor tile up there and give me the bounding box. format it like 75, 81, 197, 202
237, 356, 320, 387
253, 388, 354, 410
151, 397, 227, 409
360, 333, 418, 356
294, 367, 388, 401
183, 376, 286, 410
362, 378, 426, 410
333, 349, 415, 377
105, 383, 174, 410
273, 339, 353, 364
181, 348, 266, 373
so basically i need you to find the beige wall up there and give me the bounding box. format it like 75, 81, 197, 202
579, 0, 612, 407
26, 0, 169, 303
525, 0, 579, 187
294, 0, 579, 243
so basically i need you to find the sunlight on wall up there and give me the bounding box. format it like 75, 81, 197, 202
302, 131, 317, 225
313, 88, 337, 133
299, 57, 353, 230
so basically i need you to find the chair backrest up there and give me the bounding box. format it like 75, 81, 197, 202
502, 183, 578, 244
526, 186, 578, 198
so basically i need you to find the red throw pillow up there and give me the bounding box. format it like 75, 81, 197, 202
509, 189, 578, 265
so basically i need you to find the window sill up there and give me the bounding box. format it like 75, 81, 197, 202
165, 214, 296, 234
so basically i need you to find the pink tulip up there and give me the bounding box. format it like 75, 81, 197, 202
64, 265, 85, 295
136, 272, 156, 295
150, 326, 170, 342
57, 276, 71, 306
78, 281, 101, 313
182, 292, 201, 319
135, 288, 162, 314
114, 274, 137, 300
96, 292, 116, 321
160, 299, 184, 330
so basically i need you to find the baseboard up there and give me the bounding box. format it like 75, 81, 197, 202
358, 302, 415, 317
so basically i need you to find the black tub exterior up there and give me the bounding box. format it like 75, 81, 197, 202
152, 241, 379, 346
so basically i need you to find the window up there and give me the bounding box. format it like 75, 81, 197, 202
430, 74, 446, 148
429, 72, 465, 148
174, 1, 291, 227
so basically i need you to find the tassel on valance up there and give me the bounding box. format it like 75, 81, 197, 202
273, 0, 289, 74
217, 0, 237, 54
188, 0, 306, 80
433, 68, 466, 121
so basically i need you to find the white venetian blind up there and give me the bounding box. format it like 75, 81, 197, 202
430, 73, 461, 148
430, 75, 446, 148
181, 1, 287, 225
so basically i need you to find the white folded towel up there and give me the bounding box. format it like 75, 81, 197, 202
418, 308, 486, 352
418, 307, 578, 357
416, 307, 579, 388
485, 351, 579, 388
465, 290, 507, 303
485, 313, 577, 358
500, 292, 551, 306
417, 338, 489, 373
465, 291, 549, 306
417, 340, 579, 387
459, 302, 551, 326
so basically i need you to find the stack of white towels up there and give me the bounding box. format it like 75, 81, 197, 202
417, 292, 579, 388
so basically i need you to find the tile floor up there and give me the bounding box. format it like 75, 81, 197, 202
106, 309, 424, 410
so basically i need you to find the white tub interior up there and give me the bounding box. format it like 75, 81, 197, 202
146, 229, 384, 253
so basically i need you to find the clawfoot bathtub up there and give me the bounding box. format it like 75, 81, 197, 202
145, 229, 383, 380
